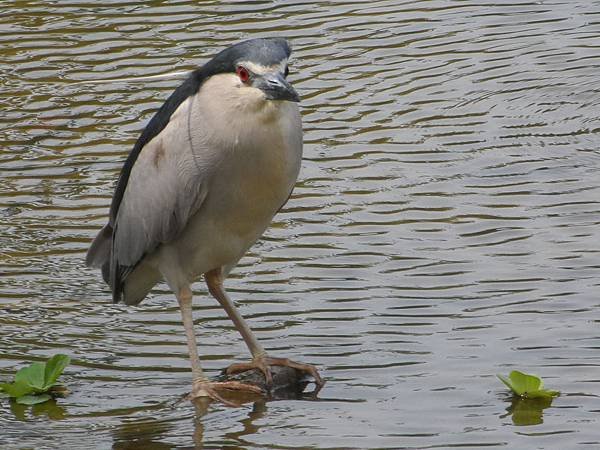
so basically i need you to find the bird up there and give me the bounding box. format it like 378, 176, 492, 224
86, 38, 323, 405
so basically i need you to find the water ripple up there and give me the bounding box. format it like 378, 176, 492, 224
2, 0, 600, 448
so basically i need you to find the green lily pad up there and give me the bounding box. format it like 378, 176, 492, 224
15, 362, 46, 392
0, 354, 71, 405
16, 394, 52, 405
0, 379, 34, 398
43, 354, 70, 390
497, 370, 559, 399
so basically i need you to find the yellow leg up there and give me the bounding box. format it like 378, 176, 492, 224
176, 285, 262, 406
205, 269, 266, 358
204, 269, 324, 390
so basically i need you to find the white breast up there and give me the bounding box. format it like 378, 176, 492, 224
155, 73, 303, 284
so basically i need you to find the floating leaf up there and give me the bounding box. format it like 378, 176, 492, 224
497, 370, 559, 399
525, 388, 560, 399
16, 394, 52, 405
15, 362, 46, 392
0, 354, 71, 405
0, 380, 34, 398
497, 374, 514, 392
43, 354, 70, 390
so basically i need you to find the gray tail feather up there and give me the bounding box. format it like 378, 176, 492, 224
121, 262, 162, 306
87, 223, 160, 305
87, 223, 115, 293
86, 224, 112, 269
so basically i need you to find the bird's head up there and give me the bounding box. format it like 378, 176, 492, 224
204, 38, 300, 104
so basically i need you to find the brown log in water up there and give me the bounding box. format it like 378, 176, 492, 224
218, 365, 312, 400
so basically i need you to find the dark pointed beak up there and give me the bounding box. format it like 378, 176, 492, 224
257, 72, 300, 102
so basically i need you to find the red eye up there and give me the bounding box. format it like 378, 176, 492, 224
236, 66, 250, 83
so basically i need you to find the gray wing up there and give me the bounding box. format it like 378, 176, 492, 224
112, 95, 209, 285
87, 94, 210, 303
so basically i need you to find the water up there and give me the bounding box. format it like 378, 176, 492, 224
1, 1, 600, 448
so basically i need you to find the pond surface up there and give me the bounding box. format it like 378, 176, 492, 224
1, 1, 600, 448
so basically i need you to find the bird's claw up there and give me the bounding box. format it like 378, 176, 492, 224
226, 355, 325, 393
188, 379, 264, 407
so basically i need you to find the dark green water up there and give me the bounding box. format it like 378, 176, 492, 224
1, 1, 599, 448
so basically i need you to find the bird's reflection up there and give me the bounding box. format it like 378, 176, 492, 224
192, 381, 321, 447
192, 397, 267, 447
226, 399, 268, 443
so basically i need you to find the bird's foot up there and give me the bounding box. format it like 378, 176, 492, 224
225, 355, 325, 393
188, 377, 264, 407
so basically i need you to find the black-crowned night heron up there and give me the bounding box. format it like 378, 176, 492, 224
86, 38, 323, 405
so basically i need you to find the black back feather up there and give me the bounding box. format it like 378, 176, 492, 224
105, 38, 292, 303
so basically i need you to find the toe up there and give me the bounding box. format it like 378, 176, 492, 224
189, 380, 235, 407
214, 380, 264, 395
225, 361, 254, 376
189, 380, 264, 407
224, 355, 324, 393
255, 360, 274, 387
263, 357, 324, 387
206, 389, 240, 407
